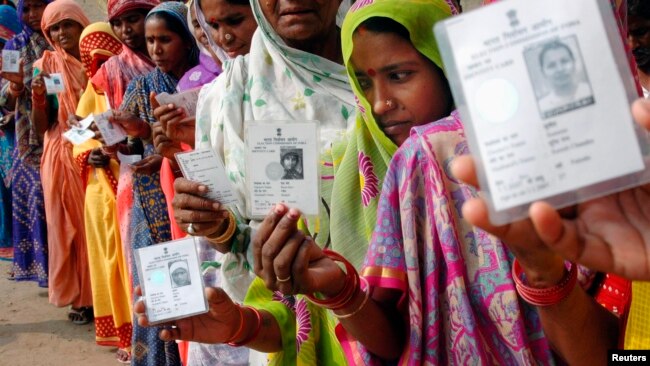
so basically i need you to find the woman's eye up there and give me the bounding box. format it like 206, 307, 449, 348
226, 17, 244, 26
389, 71, 412, 81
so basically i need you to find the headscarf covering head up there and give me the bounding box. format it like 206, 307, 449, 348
40, 0, 90, 51
16, 0, 54, 35
79, 22, 123, 78
107, 0, 159, 21
0, 4, 21, 44
328, 0, 453, 267
146, 1, 199, 66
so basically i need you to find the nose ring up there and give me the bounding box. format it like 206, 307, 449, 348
385, 99, 395, 108
225, 33, 233, 41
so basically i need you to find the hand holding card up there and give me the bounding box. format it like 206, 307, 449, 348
94, 111, 127, 146
135, 237, 208, 325
2, 50, 20, 74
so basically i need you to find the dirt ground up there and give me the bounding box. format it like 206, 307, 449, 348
0, 260, 118, 366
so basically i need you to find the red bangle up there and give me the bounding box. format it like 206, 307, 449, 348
227, 306, 262, 347
512, 258, 578, 307
306, 249, 359, 310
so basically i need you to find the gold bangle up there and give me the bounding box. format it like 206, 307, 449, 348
332, 277, 370, 319
206, 211, 237, 245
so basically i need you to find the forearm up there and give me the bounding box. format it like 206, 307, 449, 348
231, 307, 283, 353
539, 286, 619, 366
32, 99, 51, 140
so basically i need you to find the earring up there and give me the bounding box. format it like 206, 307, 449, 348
385, 99, 395, 108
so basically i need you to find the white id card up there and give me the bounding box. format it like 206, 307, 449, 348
155, 88, 201, 117
94, 111, 127, 146
244, 120, 320, 218
435, 0, 650, 224
63, 128, 95, 145
1, 50, 20, 73
62, 115, 96, 145
135, 237, 208, 325
175, 148, 240, 206
44, 73, 65, 95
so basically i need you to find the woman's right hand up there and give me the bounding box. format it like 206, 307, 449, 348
109, 110, 151, 139
31, 73, 47, 97
134, 285, 244, 344
88, 148, 110, 167
252, 204, 346, 297
0, 58, 24, 87
172, 177, 230, 237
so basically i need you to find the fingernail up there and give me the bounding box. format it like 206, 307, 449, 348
287, 208, 300, 219
198, 185, 207, 192
221, 211, 230, 218
274, 203, 285, 214
213, 202, 221, 210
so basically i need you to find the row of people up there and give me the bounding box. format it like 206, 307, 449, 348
1, 0, 649, 365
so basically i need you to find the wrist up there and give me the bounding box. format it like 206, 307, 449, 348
518, 256, 566, 288
227, 306, 262, 347
320, 268, 347, 298
9, 82, 24, 97
513, 258, 578, 307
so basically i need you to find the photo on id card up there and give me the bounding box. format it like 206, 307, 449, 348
244, 121, 320, 219
435, 0, 650, 224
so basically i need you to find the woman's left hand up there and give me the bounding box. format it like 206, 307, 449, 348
130, 154, 163, 175
252, 204, 346, 296
150, 92, 195, 147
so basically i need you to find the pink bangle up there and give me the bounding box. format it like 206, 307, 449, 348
512, 258, 578, 307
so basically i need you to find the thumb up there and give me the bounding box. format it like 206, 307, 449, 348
150, 91, 160, 109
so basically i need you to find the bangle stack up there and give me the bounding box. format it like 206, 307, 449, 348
306, 249, 369, 318
512, 258, 578, 307
226, 305, 262, 347
206, 211, 237, 245
9, 83, 24, 97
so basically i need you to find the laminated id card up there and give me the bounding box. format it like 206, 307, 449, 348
175, 148, 241, 206
44, 73, 64, 95
2, 50, 20, 73
135, 237, 208, 325
435, 0, 650, 224
244, 120, 320, 218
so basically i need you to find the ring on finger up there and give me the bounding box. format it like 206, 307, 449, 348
187, 222, 196, 235
276, 275, 291, 283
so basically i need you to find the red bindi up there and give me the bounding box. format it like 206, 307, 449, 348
209, 17, 216, 24
367, 68, 376, 77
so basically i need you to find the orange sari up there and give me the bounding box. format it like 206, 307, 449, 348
34, 0, 91, 308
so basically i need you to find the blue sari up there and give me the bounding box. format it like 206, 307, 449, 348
121, 67, 180, 366
0, 0, 53, 281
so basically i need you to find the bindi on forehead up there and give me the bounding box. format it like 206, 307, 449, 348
367, 68, 376, 77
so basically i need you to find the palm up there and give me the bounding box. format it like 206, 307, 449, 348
159, 287, 240, 344
546, 185, 650, 280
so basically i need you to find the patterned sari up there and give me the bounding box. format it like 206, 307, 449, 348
355, 116, 554, 365
0, 4, 20, 259
74, 22, 133, 350
195, 0, 354, 363
119, 3, 197, 364
1, 0, 53, 284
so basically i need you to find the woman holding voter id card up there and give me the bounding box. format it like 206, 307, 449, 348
30, 0, 94, 324
0, 0, 53, 288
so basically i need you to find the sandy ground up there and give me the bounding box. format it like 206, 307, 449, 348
0, 260, 118, 366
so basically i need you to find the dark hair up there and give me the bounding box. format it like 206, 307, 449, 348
1, 0, 16, 9
356, 16, 410, 41
629, 0, 650, 19
147, 11, 195, 45
538, 41, 574, 69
